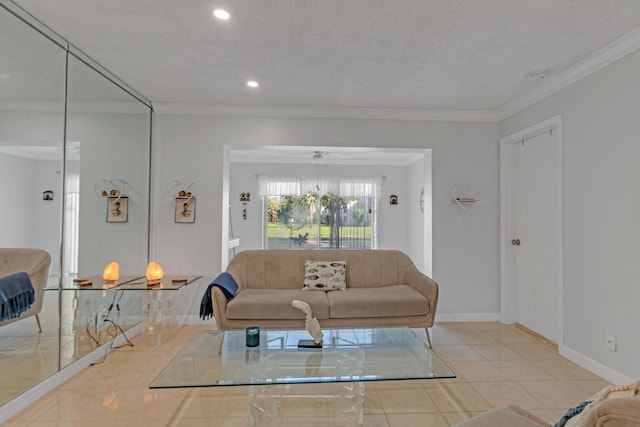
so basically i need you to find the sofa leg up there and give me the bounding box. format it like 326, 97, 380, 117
425, 327, 432, 348
35, 314, 42, 333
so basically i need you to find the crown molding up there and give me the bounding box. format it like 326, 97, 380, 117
497, 26, 640, 120
0, 101, 63, 113
152, 103, 498, 122
0, 100, 149, 114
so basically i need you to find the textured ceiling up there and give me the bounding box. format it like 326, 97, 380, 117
11, 0, 640, 112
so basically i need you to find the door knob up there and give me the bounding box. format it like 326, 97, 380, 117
511, 239, 521, 246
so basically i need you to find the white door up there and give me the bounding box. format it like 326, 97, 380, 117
501, 117, 563, 343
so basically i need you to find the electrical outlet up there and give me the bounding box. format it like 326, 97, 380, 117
606, 332, 616, 352
92, 309, 109, 333
456, 215, 463, 226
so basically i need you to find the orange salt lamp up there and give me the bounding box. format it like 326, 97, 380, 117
146, 261, 164, 286
102, 261, 120, 282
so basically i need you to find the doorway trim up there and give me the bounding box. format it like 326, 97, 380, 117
499, 114, 564, 345
222, 145, 432, 275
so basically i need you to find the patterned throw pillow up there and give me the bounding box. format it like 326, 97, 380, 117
303, 260, 346, 291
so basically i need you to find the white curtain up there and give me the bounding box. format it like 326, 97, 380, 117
259, 175, 379, 197
258, 176, 301, 196
339, 177, 381, 198
300, 176, 340, 195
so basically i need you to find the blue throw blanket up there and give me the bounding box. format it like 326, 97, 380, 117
199, 272, 239, 320
553, 400, 591, 427
0, 272, 35, 322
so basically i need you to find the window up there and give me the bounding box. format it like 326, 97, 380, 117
259, 176, 380, 250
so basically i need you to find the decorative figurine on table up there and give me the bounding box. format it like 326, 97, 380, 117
291, 299, 323, 348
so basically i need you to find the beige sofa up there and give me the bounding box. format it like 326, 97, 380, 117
0, 248, 52, 332
212, 249, 439, 346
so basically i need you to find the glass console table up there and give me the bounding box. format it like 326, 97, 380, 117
45, 275, 144, 291
117, 276, 202, 339
46, 275, 202, 356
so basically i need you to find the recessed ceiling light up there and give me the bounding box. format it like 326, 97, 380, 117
247, 81, 259, 88
527, 70, 550, 81
213, 9, 230, 20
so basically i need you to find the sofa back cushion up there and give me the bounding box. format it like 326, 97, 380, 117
226, 250, 416, 290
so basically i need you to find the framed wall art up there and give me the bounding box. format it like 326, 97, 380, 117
106, 196, 128, 223
175, 197, 196, 223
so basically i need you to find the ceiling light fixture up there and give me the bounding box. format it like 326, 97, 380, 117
213, 9, 230, 20
527, 70, 550, 81
247, 81, 259, 88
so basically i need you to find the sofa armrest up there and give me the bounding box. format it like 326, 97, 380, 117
211, 286, 230, 330
403, 265, 439, 328
578, 397, 640, 427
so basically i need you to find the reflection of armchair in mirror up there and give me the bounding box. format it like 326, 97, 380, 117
0, 249, 51, 332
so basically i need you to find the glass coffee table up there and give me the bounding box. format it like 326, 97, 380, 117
151, 327, 455, 424
151, 327, 454, 388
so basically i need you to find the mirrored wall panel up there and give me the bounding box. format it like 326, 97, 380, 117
0, 3, 65, 406
59, 53, 151, 367
0, 0, 152, 408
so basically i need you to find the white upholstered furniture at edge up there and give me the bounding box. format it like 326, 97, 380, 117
211, 249, 439, 347
0, 248, 52, 332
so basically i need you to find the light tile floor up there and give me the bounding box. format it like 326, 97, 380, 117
0, 284, 139, 405
6, 322, 610, 426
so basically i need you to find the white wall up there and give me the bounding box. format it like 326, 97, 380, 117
0, 110, 64, 267
0, 109, 150, 276
0, 153, 62, 272
0, 153, 36, 247
67, 112, 151, 275
31, 159, 63, 274
152, 115, 500, 322
407, 158, 426, 271
229, 161, 414, 254
499, 48, 640, 381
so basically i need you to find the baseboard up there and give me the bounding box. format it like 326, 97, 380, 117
0, 323, 142, 424
181, 313, 504, 326
435, 313, 501, 322
515, 323, 558, 350
176, 314, 217, 326
559, 344, 635, 385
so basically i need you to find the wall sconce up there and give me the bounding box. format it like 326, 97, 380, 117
452, 183, 479, 213
95, 179, 128, 198
103, 261, 120, 282
390, 195, 398, 205
146, 261, 164, 286
167, 180, 195, 200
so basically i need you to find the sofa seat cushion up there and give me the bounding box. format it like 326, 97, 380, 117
327, 285, 429, 319
226, 289, 330, 320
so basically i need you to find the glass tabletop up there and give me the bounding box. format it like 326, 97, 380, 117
116, 275, 202, 290
150, 327, 455, 388
45, 275, 201, 291
45, 275, 144, 291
